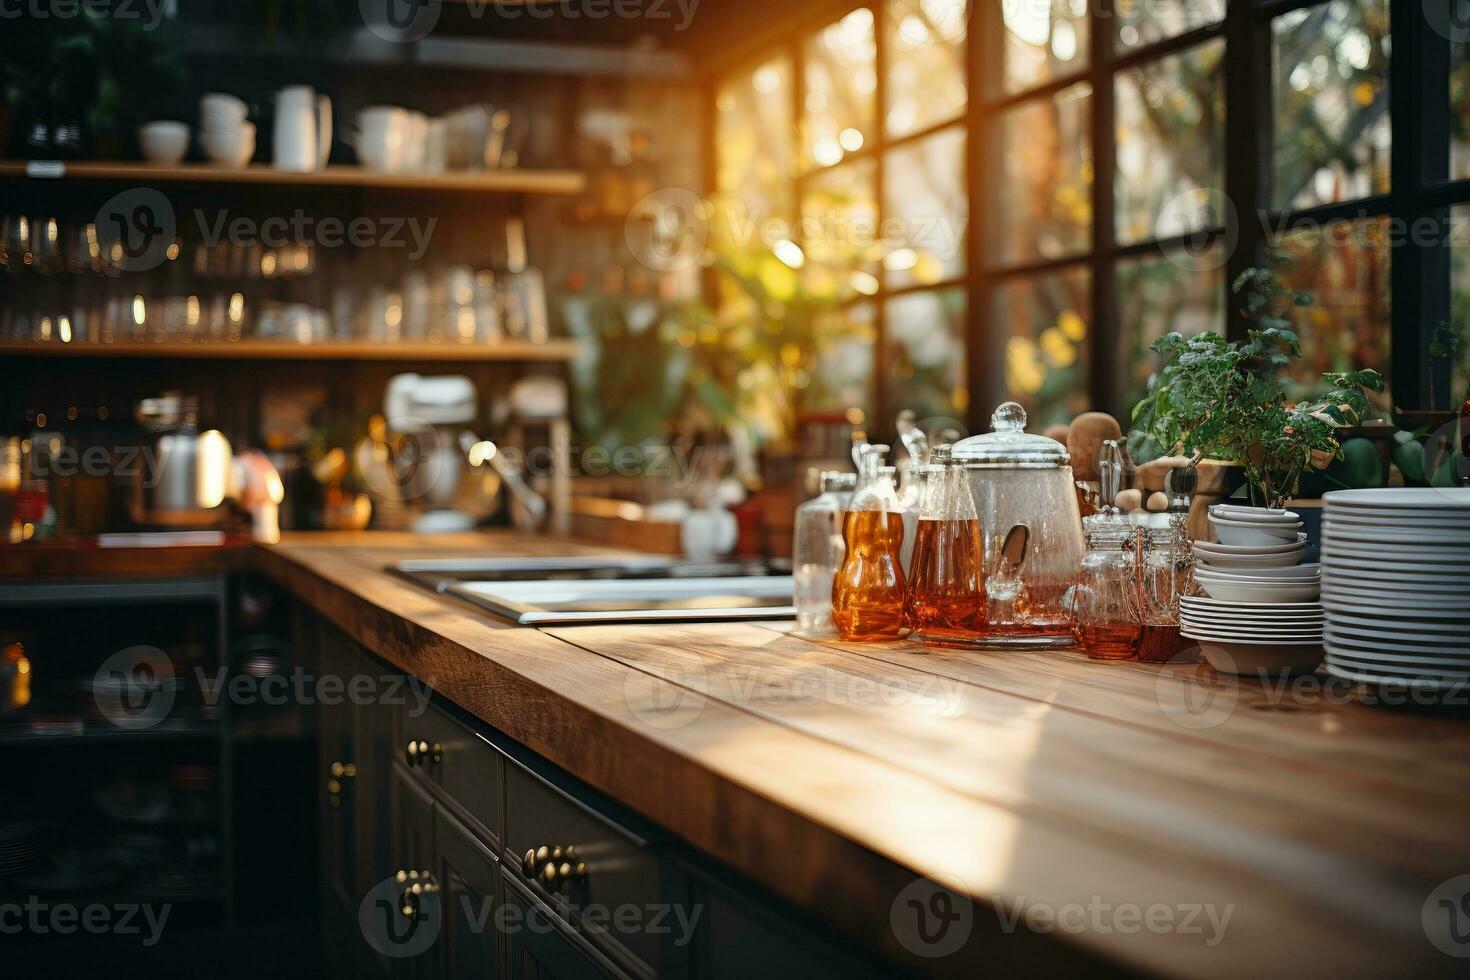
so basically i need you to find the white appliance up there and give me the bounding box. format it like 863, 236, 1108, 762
385, 373, 479, 533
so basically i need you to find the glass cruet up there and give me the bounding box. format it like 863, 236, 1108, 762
793, 471, 857, 636
1072, 514, 1142, 660
906, 445, 985, 644
832, 459, 907, 642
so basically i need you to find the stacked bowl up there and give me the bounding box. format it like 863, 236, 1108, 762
1181, 505, 1323, 675
1320, 488, 1470, 690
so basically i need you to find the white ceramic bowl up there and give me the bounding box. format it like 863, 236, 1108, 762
1183, 635, 1323, 675
1194, 577, 1320, 604
1196, 559, 1316, 576
1211, 511, 1305, 525
1192, 534, 1308, 556
1193, 548, 1308, 570
1210, 516, 1304, 546
1195, 561, 1319, 580
1182, 594, 1321, 611
201, 122, 255, 166
139, 121, 189, 163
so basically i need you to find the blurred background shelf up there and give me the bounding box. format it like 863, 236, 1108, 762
0, 339, 581, 361
0, 160, 587, 195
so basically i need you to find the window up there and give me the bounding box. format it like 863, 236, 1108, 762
712, 1, 1469, 439
712, 0, 970, 435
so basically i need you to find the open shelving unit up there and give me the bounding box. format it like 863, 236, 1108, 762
0, 338, 582, 362
0, 160, 588, 195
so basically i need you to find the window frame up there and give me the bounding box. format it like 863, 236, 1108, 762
708, 0, 1470, 438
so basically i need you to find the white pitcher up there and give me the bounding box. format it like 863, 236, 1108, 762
273, 85, 332, 172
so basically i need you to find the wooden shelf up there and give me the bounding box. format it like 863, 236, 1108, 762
0, 339, 581, 362
0, 160, 587, 195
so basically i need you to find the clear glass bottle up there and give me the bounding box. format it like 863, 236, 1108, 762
832, 457, 907, 642
1136, 518, 1192, 662
1072, 515, 1141, 660
907, 446, 985, 644
793, 471, 857, 635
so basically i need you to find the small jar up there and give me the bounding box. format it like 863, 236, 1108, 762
1136, 518, 1192, 663
1072, 515, 1141, 660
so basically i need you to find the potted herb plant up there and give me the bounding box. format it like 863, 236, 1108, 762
1131, 252, 1384, 510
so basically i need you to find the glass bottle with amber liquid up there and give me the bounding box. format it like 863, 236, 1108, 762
906, 445, 985, 644
832, 448, 907, 641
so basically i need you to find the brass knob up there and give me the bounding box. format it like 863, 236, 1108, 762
405, 740, 418, 764
523, 844, 586, 892
429, 742, 442, 765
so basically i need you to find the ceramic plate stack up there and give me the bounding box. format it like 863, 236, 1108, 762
1320, 488, 1470, 690
0, 821, 42, 878
1180, 505, 1324, 674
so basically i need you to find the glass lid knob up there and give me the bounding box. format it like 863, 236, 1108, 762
991, 401, 1028, 433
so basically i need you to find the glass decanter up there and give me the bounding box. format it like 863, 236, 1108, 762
832, 451, 907, 642
906, 445, 985, 645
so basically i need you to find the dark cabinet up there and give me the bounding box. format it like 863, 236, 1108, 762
503, 875, 629, 980
435, 806, 503, 980
311, 621, 894, 979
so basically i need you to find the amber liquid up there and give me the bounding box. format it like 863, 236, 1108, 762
832, 510, 907, 641
906, 519, 985, 640
1074, 623, 1142, 660
1137, 623, 1187, 663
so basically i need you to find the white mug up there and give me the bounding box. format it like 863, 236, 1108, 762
273, 85, 332, 173
356, 106, 408, 172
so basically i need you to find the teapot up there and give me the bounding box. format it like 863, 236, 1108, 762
951, 402, 1086, 647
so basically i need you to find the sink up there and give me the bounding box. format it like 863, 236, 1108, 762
390, 556, 795, 625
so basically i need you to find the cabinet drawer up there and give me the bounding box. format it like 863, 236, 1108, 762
503, 873, 631, 980
504, 761, 673, 978
401, 699, 504, 847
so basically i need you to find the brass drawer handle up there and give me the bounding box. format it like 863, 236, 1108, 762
521, 844, 586, 894
326, 760, 356, 808
394, 869, 437, 919
404, 740, 442, 767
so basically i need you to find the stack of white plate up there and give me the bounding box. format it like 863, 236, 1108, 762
1180, 594, 1325, 674
1320, 488, 1470, 689
1183, 505, 1323, 674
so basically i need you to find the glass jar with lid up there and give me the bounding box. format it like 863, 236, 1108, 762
950, 401, 1086, 647
1136, 516, 1193, 662
1073, 514, 1141, 659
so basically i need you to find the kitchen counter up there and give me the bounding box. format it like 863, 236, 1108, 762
238, 532, 1468, 975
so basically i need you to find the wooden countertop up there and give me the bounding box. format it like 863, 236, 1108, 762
256, 531, 1469, 978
